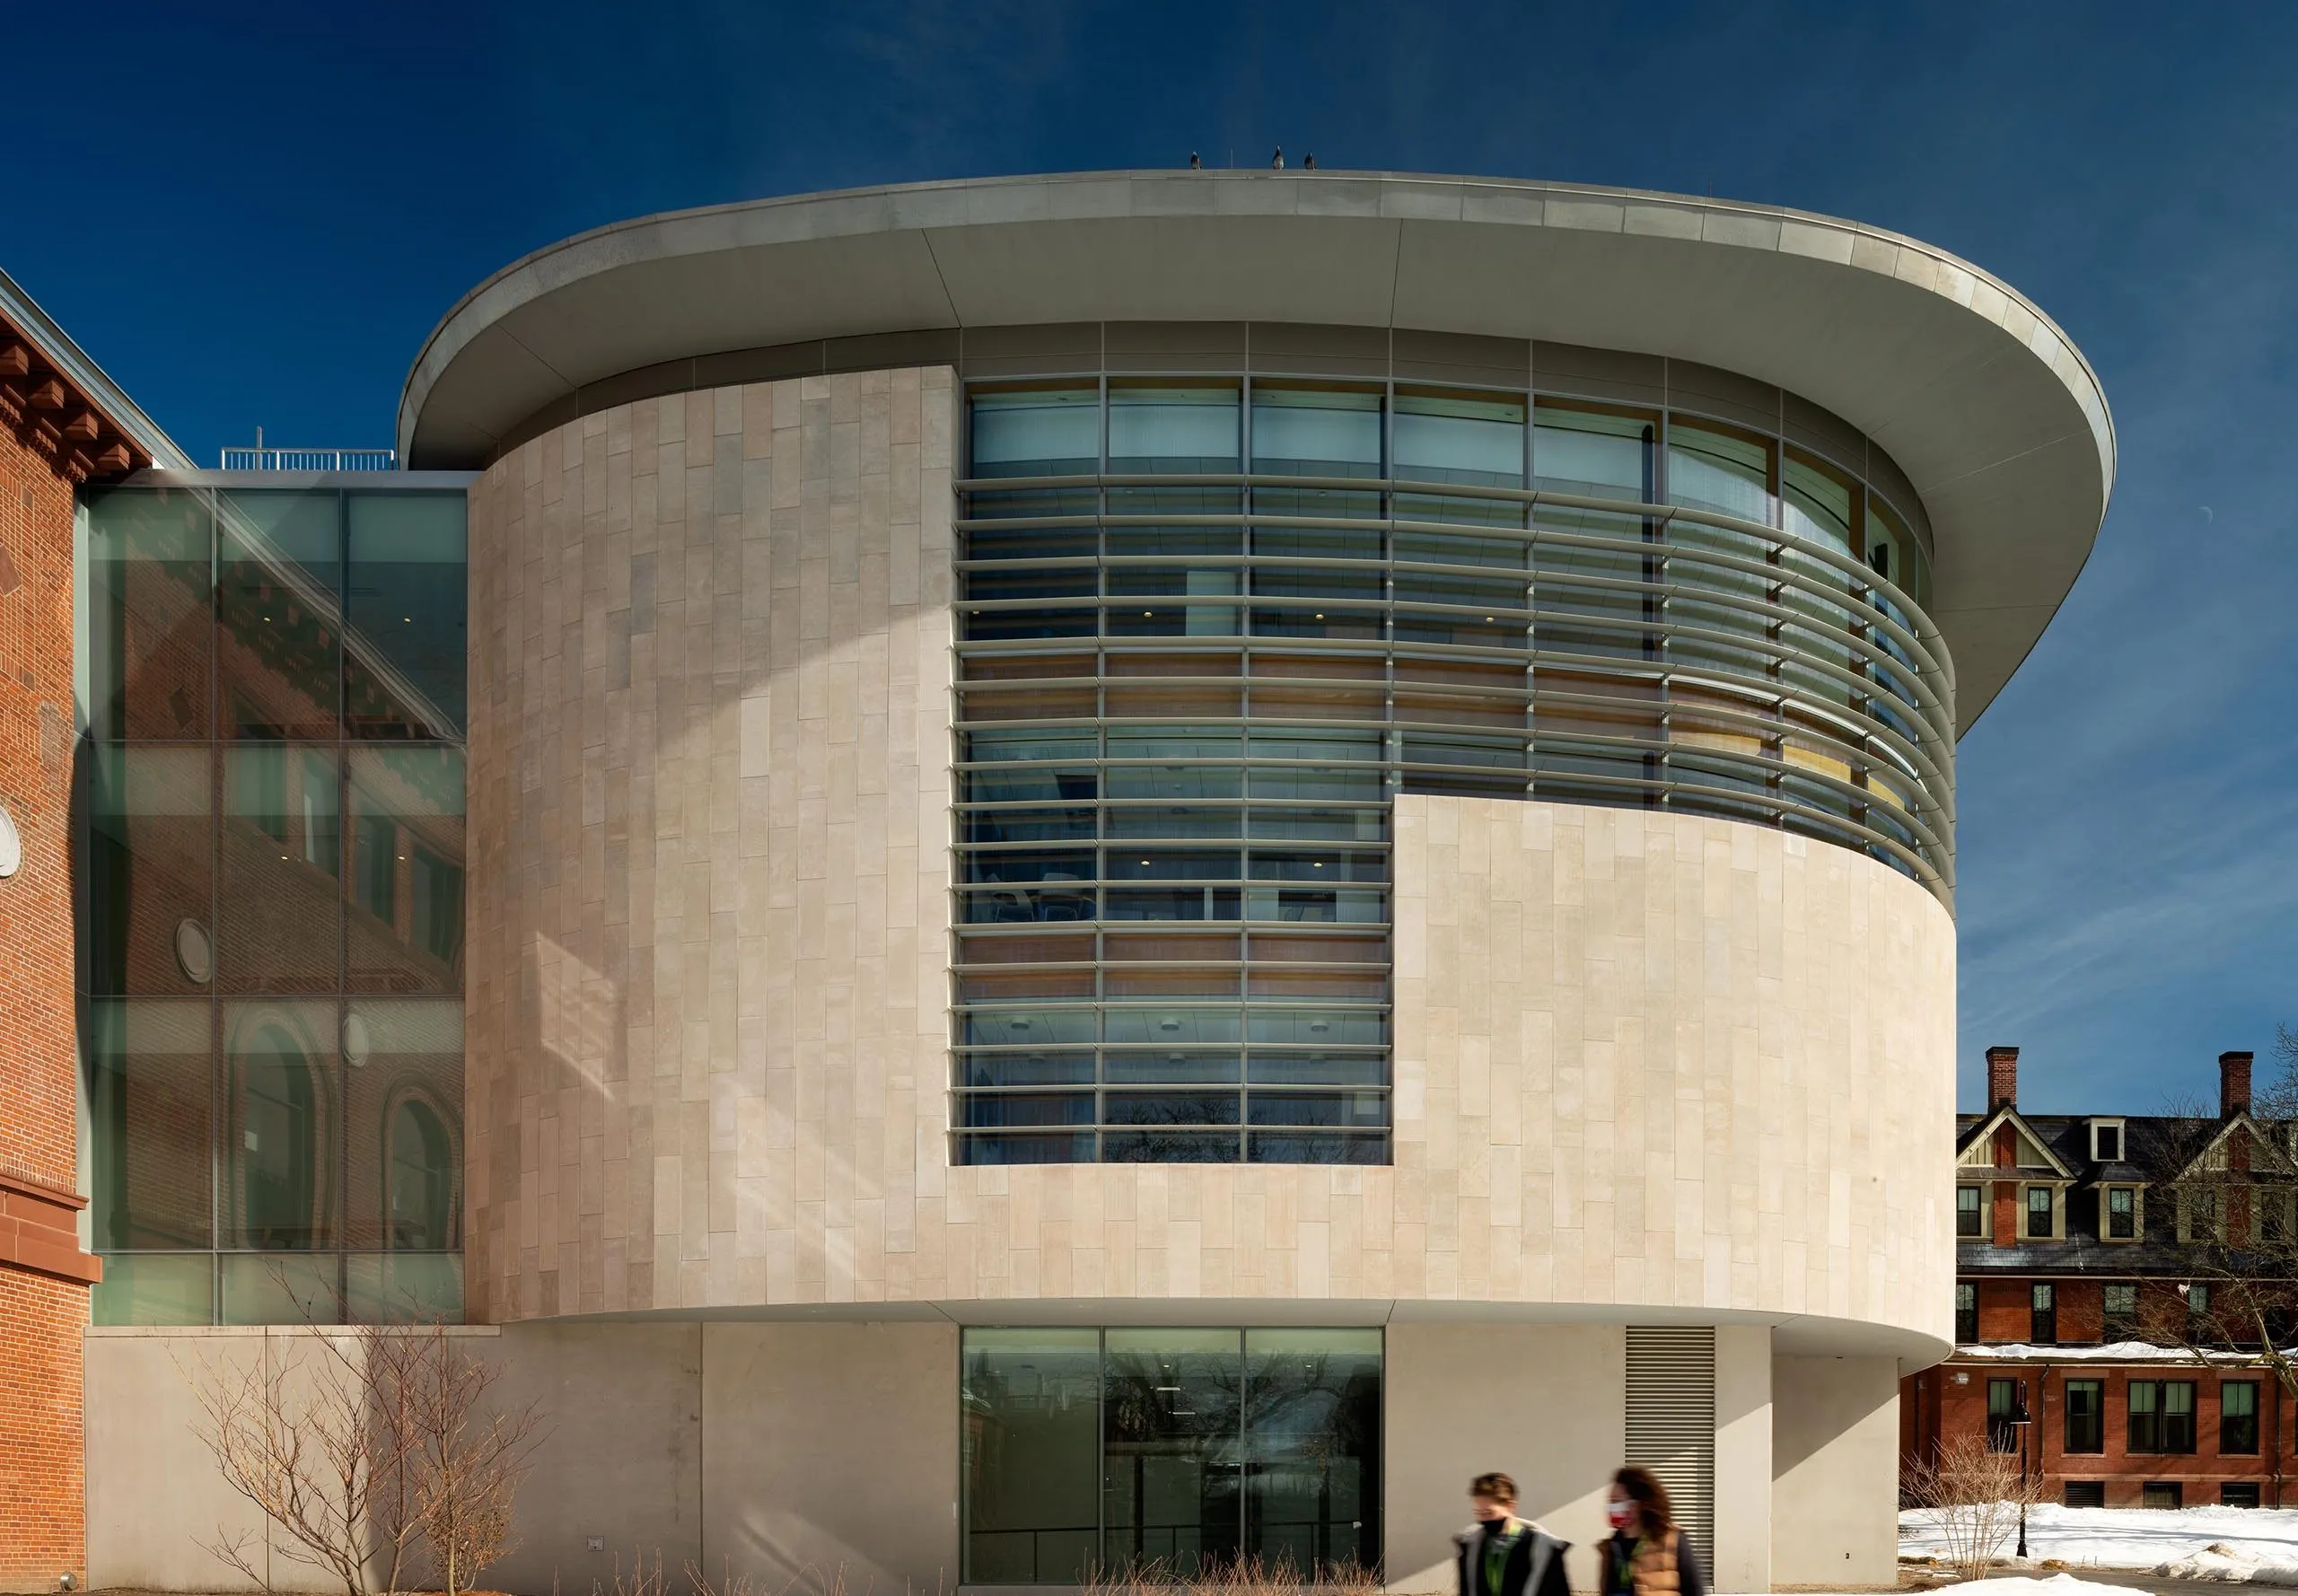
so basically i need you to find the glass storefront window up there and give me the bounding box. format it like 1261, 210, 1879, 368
964, 1329, 1103, 1583
963, 1328, 1381, 1583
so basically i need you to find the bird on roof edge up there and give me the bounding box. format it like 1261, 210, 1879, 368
1188, 152, 1201, 169
1272, 145, 1285, 171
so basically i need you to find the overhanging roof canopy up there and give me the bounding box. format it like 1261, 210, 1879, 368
399, 171, 2114, 731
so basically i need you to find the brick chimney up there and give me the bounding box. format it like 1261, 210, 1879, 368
2222, 1050, 2254, 1119
1987, 1046, 2020, 1111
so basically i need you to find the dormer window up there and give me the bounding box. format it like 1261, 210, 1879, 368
2092, 1118, 2126, 1162
2106, 1186, 2137, 1241
2027, 1185, 2057, 1239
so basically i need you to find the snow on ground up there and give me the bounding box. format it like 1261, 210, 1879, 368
1948, 1579, 2159, 1596
1901, 1504, 2298, 1583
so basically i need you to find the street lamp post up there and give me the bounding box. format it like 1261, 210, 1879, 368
2012, 1381, 2035, 1561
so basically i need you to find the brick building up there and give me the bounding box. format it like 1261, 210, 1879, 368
0, 271, 182, 1591
1901, 1046, 2297, 1509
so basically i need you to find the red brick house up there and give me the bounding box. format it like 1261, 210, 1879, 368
0, 268, 181, 1592
1902, 1046, 2297, 1508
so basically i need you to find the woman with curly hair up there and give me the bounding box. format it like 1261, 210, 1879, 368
1598, 1465, 1706, 1596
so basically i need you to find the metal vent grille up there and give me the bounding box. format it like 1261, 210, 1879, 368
1625, 1326, 1715, 1574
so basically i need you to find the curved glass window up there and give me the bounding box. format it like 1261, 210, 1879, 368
1110, 383, 1239, 473
971, 387, 1099, 478
956, 368, 1953, 1166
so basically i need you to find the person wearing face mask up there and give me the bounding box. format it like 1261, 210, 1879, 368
1598, 1465, 1705, 1596
1452, 1472, 1570, 1596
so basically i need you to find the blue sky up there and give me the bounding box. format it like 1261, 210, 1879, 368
12, 3, 2294, 1114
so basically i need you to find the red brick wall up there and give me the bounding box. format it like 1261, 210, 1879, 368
0, 1270, 84, 1588
0, 422, 94, 1588
1904, 1359, 2288, 1508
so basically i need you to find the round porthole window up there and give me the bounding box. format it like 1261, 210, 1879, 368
342, 1011, 372, 1068
0, 802, 20, 879
174, 918, 214, 985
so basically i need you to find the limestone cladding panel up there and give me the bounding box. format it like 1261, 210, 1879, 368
1392, 795, 1957, 1343
466, 372, 1954, 1336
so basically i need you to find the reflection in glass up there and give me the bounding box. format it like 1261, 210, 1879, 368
85, 487, 212, 741
92, 1254, 214, 1326
218, 745, 340, 994
220, 1253, 341, 1325
344, 1252, 463, 1322
217, 490, 341, 740
87, 745, 213, 995
963, 1329, 1102, 1583
1110, 385, 1240, 473
224, 1001, 338, 1250
972, 388, 1100, 477
1105, 1329, 1245, 1572
1395, 390, 1524, 525
1666, 420, 1773, 523
88, 999, 212, 1250
1532, 404, 1653, 500
346, 747, 466, 994
1244, 1329, 1381, 1571
344, 1000, 462, 1250
87, 483, 469, 1323
962, 1329, 1384, 1583
346, 494, 468, 739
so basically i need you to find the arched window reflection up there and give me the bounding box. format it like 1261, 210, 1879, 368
388, 1098, 454, 1250
243, 1027, 317, 1248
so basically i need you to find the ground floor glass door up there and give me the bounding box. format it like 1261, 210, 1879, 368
961, 1327, 1381, 1583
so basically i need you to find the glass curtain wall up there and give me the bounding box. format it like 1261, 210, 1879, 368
953, 372, 1948, 1166
83, 480, 469, 1325
962, 1327, 1381, 1584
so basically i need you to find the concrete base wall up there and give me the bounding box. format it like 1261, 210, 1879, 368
86, 1323, 958, 1596
1384, 1324, 1625, 1596
1771, 1355, 1901, 1586
1714, 1327, 1774, 1595
90, 1323, 1904, 1594
698, 1322, 958, 1592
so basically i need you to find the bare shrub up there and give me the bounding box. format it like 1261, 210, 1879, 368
1902, 1434, 2048, 1581
183, 1311, 544, 1596
184, 1329, 385, 1595
1083, 1553, 1381, 1596
599, 1548, 669, 1596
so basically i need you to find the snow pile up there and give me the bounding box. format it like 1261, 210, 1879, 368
1901, 1504, 2298, 1580
2154, 1542, 2298, 1584
1948, 1578, 2154, 1596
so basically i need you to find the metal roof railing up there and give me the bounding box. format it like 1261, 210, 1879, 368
219, 444, 399, 472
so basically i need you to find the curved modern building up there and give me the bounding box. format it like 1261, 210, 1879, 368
75, 171, 2111, 1596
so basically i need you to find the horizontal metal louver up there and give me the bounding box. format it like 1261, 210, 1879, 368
1625, 1326, 1715, 1577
